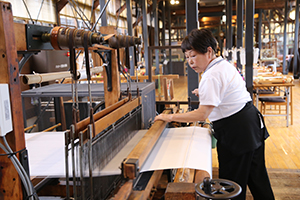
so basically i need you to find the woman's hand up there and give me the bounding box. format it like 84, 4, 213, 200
154, 114, 172, 122
192, 88, 199, 97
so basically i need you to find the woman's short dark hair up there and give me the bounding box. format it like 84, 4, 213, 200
181, 28, 217, 54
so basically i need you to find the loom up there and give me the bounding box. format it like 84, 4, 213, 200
0, 2, 241, 200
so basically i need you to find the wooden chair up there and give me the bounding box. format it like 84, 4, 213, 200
259, 92, 293, 125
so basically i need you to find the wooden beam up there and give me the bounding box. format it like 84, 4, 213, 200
0, 2, 25, 199
116, 3, 127, 16
123, 110, 171, 179
56, 0, 69, 13
255, 2, 285, 10
76, 97, 129, 136
93, 0, 100, 12
114, 180, 133, 200
93, 97, 141, 136
13, 23, 27, 51
99, 26, 118, 35
104, 49, 120, 107
162, 77, 168, 100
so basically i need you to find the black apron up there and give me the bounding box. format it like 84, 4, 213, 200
212, 102, 269, 156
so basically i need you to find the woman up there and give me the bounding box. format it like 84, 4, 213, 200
154, 28, 274, 200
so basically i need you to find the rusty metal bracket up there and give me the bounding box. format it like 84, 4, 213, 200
94, 50, 112, 91
26, 24, 53, 50
18, 51, 40, 71
19, 148, 30, 177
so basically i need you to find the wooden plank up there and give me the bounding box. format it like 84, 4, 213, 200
0, 2, 25, 199
76, 97, 129, 135
123, 110, 171, 179
13, 22, 27, 51
104, 49, 120, 107
99, 26, 118, 35
94, 97, 140, 135
165, 182, 196, 200
114, 180, 133, 200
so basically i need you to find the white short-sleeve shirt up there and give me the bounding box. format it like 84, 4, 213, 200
199, 57, 252, 122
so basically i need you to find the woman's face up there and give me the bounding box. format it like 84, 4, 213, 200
184, 47, 214, 73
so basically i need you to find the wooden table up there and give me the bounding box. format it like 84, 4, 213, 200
253, 82, 294, 127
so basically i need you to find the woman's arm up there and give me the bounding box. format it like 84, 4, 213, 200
154, 105, 215, 123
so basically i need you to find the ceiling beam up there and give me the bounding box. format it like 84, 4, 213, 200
93, 0, 100, 12
56, 0, 68, 12
255, 2, 286, 9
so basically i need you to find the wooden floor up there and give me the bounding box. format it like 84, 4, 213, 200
169, 76, 300, 199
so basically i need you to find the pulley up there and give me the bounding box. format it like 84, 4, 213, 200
195, 177, 242, 200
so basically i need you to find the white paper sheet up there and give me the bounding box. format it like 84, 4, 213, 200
25, 127, 212, 178
140, 126, 212, 177
25, 130, 148, 177
25, 131, 70, 177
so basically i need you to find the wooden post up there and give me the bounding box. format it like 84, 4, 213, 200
169, 79, 174, 100
0, 2, 25, 199
103, 49, 120, 107
122, 110, 170, 179
162, 77, 168, 100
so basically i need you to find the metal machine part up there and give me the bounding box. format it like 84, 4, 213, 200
195, 177, 242, 200
108, 35, 141, 49
26, 24, 53, 50
26, 24, 141, 51
45, 26, 104, 50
